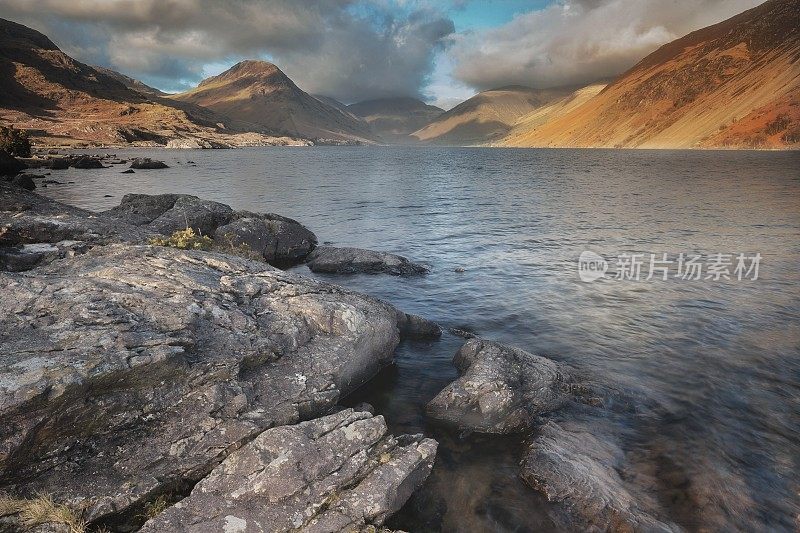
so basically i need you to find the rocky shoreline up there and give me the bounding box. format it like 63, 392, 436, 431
1, 167, 685, 532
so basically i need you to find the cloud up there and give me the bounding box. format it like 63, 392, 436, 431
448, 0, 763, 90
0, 0, 454, 100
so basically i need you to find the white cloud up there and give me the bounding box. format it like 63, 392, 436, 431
448, 0, 762, 90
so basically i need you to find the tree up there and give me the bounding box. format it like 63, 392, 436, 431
0, 126, 32, 158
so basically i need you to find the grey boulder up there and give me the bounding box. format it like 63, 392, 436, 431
130, 157, 169, 169
214, 213, 317, 265
306, 246, 428, 276
140, 409, 437, 532
426, 339, 566, 433
8, 174, 36, 190
0, 149, 24, 176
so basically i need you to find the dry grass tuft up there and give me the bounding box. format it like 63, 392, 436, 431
0, 492, 87, 533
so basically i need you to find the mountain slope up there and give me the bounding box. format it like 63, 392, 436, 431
0, 18, 296, 147
499, 83, 606, 145
93, 66, 168, 98
173, 61, 375, 143
498, 0, 800, 149
411, 86, 571, 145
348, 97, 443, 143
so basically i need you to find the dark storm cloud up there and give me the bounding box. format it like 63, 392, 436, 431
0, 0, 454, 100
448, 0, 763, 90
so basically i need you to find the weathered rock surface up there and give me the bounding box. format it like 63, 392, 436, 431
426, 339, 566, 433
140, 409, 437, 532
520, 421, 680, 532
129, 157, 169, 169
214, 212, 317, 265
0, 183, 149, 248
0, 150, 24, 176
306, 246, 429, 276
0, 244, 429, 524
0, 240, 89, 272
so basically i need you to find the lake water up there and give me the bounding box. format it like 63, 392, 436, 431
38, 147, 800, 532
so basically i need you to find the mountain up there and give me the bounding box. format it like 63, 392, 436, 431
0, 18, 296, 147
93, 66, 168, 98
173, 61, 375, 143
411, 86, 571, 145
498, 83, 606, 146
498, 0, 800, 149
348, 97, 443, 143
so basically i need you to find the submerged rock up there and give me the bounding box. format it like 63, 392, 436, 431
140, 409, 436, 532
426, 339, 566, 433
306, 246, 429, 276
130, 157, 169, 169
520, 421, 680, 532
0, 244, 420, 523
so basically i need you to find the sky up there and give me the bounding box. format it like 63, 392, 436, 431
0, 0, 762, 109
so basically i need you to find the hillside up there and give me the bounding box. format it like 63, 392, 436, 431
411, 86, 570, 145
348, 97, 443, 143
498, 0, 800, 149
173, 61, 375, 143
0, 18, 298, 147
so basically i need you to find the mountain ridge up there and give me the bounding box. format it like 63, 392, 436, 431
172, 60, 375, 143
497, 0, 800, 149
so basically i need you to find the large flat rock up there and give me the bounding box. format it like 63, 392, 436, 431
141, 408, 437, 532
0, 244, 417, 524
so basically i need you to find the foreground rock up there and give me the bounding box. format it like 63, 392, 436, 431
520, 421, 679, 532
104, 193, 318, 265
141, 409, 437, 532
0, 244, 435, 525
307, 246, 429, 276
0, 149, 24, 176
426, 339, 566, 433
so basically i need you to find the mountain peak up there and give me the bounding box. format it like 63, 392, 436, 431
0, 17, 59, 51
198, 60, 289, 88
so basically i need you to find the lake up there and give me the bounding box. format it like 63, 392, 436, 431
39, 147, 800, 532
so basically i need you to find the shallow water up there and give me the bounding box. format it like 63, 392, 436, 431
39, 147, 800, 531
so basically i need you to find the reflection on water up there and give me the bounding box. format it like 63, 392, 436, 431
40, 147, 800, 531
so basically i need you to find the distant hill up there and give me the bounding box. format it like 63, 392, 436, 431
173, 61, 375, 143
0, 18, 295, 147
497, 0, 800, 149
348, 97, 443, 143
411, 86, 571, 145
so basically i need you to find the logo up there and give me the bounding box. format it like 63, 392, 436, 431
578, 251, 608, 282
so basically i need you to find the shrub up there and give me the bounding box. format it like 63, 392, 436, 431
765, 114, 791, 136
0, 126, 31, 157
148, 228, 213, 250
